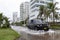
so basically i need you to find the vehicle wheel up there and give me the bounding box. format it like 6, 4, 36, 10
28, 26, 31, 29
34, 26, 38, 30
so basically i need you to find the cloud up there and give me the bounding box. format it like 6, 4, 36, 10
0, 0, 30, 20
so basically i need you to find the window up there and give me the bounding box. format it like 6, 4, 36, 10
31, 0, 36, 5
31, 4, 40, 9
36, 0, 39, 3
31, 20, 34, 23
49, 0, 53, 1
30, 15, 35, 17
31, 0, 39, 6
30, 0, 33, 2
32, 9, 39, 12
40, 1, 45, 3
31, 4, 36, 9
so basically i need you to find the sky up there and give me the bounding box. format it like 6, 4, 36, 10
0, 0, 60, 20
0, 0, 30, 20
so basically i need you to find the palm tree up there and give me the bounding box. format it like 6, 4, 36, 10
37, 5, 51, 22
0, 13, 10, 28
24, 17, 28, 26
47, 2, 59, 23
3, 16, 10, 28
0, 13, 3, 27
37, 2, 59, 23
37, 5, 44, 19
44, 8, 51, 22
54, 13, 59, 23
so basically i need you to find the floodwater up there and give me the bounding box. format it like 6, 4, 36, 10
11, 26, 60, 40
26, 32, 60, 40
17, 29, 60, 40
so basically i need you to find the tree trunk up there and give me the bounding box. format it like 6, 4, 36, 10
53, 11, 55, 25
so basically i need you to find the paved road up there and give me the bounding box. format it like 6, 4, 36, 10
11, 26, 60, 40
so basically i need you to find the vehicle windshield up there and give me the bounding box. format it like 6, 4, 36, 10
30, 19, 46, 24
35, 20, 45, 24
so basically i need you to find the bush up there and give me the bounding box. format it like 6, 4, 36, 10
15, 22, 21, 26
20, 21, 24, 26
12, 21, 27, 26
1, 23, 10, 28
50, 24, 60, 30
13, 21, 24, 26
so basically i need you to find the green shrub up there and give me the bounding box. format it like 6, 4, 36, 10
50, 24, 60, 30
20, 21, 24, 26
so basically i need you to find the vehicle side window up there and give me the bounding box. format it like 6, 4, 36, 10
30, 20, 35, 24
31, 20, 33, 23
30, 20, 34, 24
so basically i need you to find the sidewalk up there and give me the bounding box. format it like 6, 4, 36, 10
11, 26, 27, 34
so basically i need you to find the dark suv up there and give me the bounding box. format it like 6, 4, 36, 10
26, 19, 49, 31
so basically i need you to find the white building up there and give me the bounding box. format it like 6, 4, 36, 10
20, 2, 29, 21
57, 13, 60, 22
17, 17, 20, 22
29, 0, 53, 20
13, 12, 18, 23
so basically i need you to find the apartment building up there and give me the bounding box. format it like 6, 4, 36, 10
29, 0, 53, 20
20, 2, 29, 21
13, 12, 18, 23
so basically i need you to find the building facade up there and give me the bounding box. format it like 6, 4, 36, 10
17, 17, 20, 22
29, 0, 53, 20
20, 2, 29, 21
13, 12, 18, 23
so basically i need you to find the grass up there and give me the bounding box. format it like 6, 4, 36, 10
50, 25, 60, 30
0, 28, 20, 40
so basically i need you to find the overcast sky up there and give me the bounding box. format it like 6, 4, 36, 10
0, 0, 60, 20
0, 0, 30, 20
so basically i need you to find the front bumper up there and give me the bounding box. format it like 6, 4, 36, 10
36, 25, 49, 30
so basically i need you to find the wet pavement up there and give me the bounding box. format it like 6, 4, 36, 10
11, 26, 60, 40
17, 31, 60, 40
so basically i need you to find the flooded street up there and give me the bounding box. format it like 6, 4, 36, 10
11, 26, 60, 40
17, 30, 60, 40
28, 32, 60, 40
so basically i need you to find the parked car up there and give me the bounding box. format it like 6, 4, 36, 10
26, 19, 50, 31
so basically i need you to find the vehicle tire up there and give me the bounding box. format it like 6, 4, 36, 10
28, 26, 31, 29
34, 26, 38, 30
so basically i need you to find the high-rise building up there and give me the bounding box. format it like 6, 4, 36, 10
13, 12, 18, 23
20, 2, 29, 21
17, 17, 20, 22
29, 0, 53, 20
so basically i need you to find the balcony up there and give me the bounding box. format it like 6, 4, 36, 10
46, 0, 53, 3
30, 0, 35, 5
31, 7, 39, 12
30, 3, 46, 9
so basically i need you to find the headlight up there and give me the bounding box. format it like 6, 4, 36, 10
44, 27, 47, 29
37, 24, 42, 27
37, 25, 39, 27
